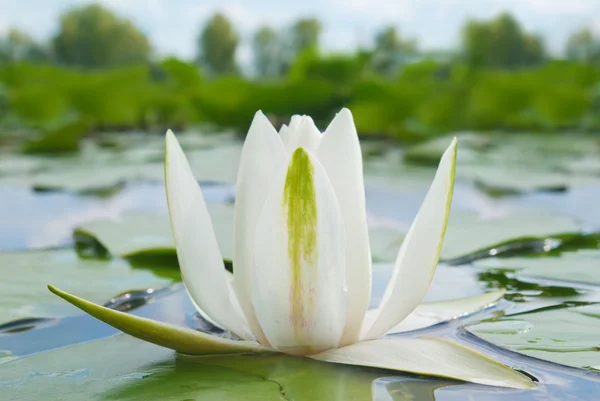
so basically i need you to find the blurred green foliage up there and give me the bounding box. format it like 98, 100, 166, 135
462, 13, 546, 70
52, 4, 151, 68
0, 58, 599, 143
21, 117, 91, 154
198, 14, 239, 76
0, 8, 599, 151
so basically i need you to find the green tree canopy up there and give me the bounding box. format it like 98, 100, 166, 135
198, 14, 239, 75
289, 18, 322, 54
52, 4, 151, 68
252, 26, 283, 78
462, 13, 546, 69
566, 28, 600, 64
0, 28, 52, 64
371, 26, 417, 76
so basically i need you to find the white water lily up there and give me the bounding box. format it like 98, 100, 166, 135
49, 109, 535, 390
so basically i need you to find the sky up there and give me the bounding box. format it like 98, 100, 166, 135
1, 0, 599, 65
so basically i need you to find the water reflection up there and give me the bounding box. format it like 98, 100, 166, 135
0, 182, 234, 251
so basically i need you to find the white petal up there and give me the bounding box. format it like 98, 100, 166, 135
283, 115, 321, 153
363, 290, 505, 334
279, 124, 292, 145
311, 337, 536, 389
233, 111, 286, 344
289, 114, 302, 131
252, 147, 347, 355
364, 138, 457, 340
165, 130, 251, 339
317, 108, 371, 346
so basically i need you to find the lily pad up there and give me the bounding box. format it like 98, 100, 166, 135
467, 304, 600, 369
441, 210, 582, 262
474, 250, 600, 286
0, 332, 386, 401
0, 139, 241, 194
458, 164, 573, 194
20, 118, 90, 154
0, 248, 172, 323
73, 204, 234, 262
365, 210, 582, 263
403, 133, 600, 193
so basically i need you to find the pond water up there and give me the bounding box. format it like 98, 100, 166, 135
1, 131, 600, 400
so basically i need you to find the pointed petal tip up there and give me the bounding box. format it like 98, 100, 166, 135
249, 110, 278, 135
313, 337, 537, 390
47, 285, 270, 355
253, 109, 267, 120
165, 129, 181, 151
338, 107, 353, 118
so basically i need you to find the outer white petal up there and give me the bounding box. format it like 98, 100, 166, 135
317, 108, 371, 346
233, 111, 286, 344
283, 115, 321, 153
362, 290, 505, 334
165, 130, 251, 339
310, 337, 536, 389
364, 138, 457, 340
252, 147, 347, 355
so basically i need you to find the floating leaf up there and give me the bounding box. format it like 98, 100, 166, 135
468, 304, 600, 369
474, 250, 600, 286
21, 118, 90, 155
0, 249, 172, 323
441, 210, 581, 262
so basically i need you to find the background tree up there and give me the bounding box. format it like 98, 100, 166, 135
289, 18, 322, 54
0, 28, 52, 64
371, 26, 417, 76
462, 12, 546, 69
566, 27, 600, 64
252, 26, 283, 78
275, 18, 322, 74
198, 13, 238, 75
52, 4, 151, 68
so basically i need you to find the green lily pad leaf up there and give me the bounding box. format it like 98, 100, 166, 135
73, 204, 235, 261
20, 118, 90, 155
0, 154, 46, 176
560, 157, 600, 176
366, 210, 581, 263
1, 138, 241, 193
474, 250, 600, 286
441, 210, 581, 261
459, 165, 573, 194
468, 304, 600, 369
48, 285, 270, 355
74, 213, 175, 259
0, 333, 393, 401
0, 162, 165, 194
404, 133, 600, 193
0, 248, 172, 323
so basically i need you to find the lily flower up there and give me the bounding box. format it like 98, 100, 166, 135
49, 109, 535, 390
